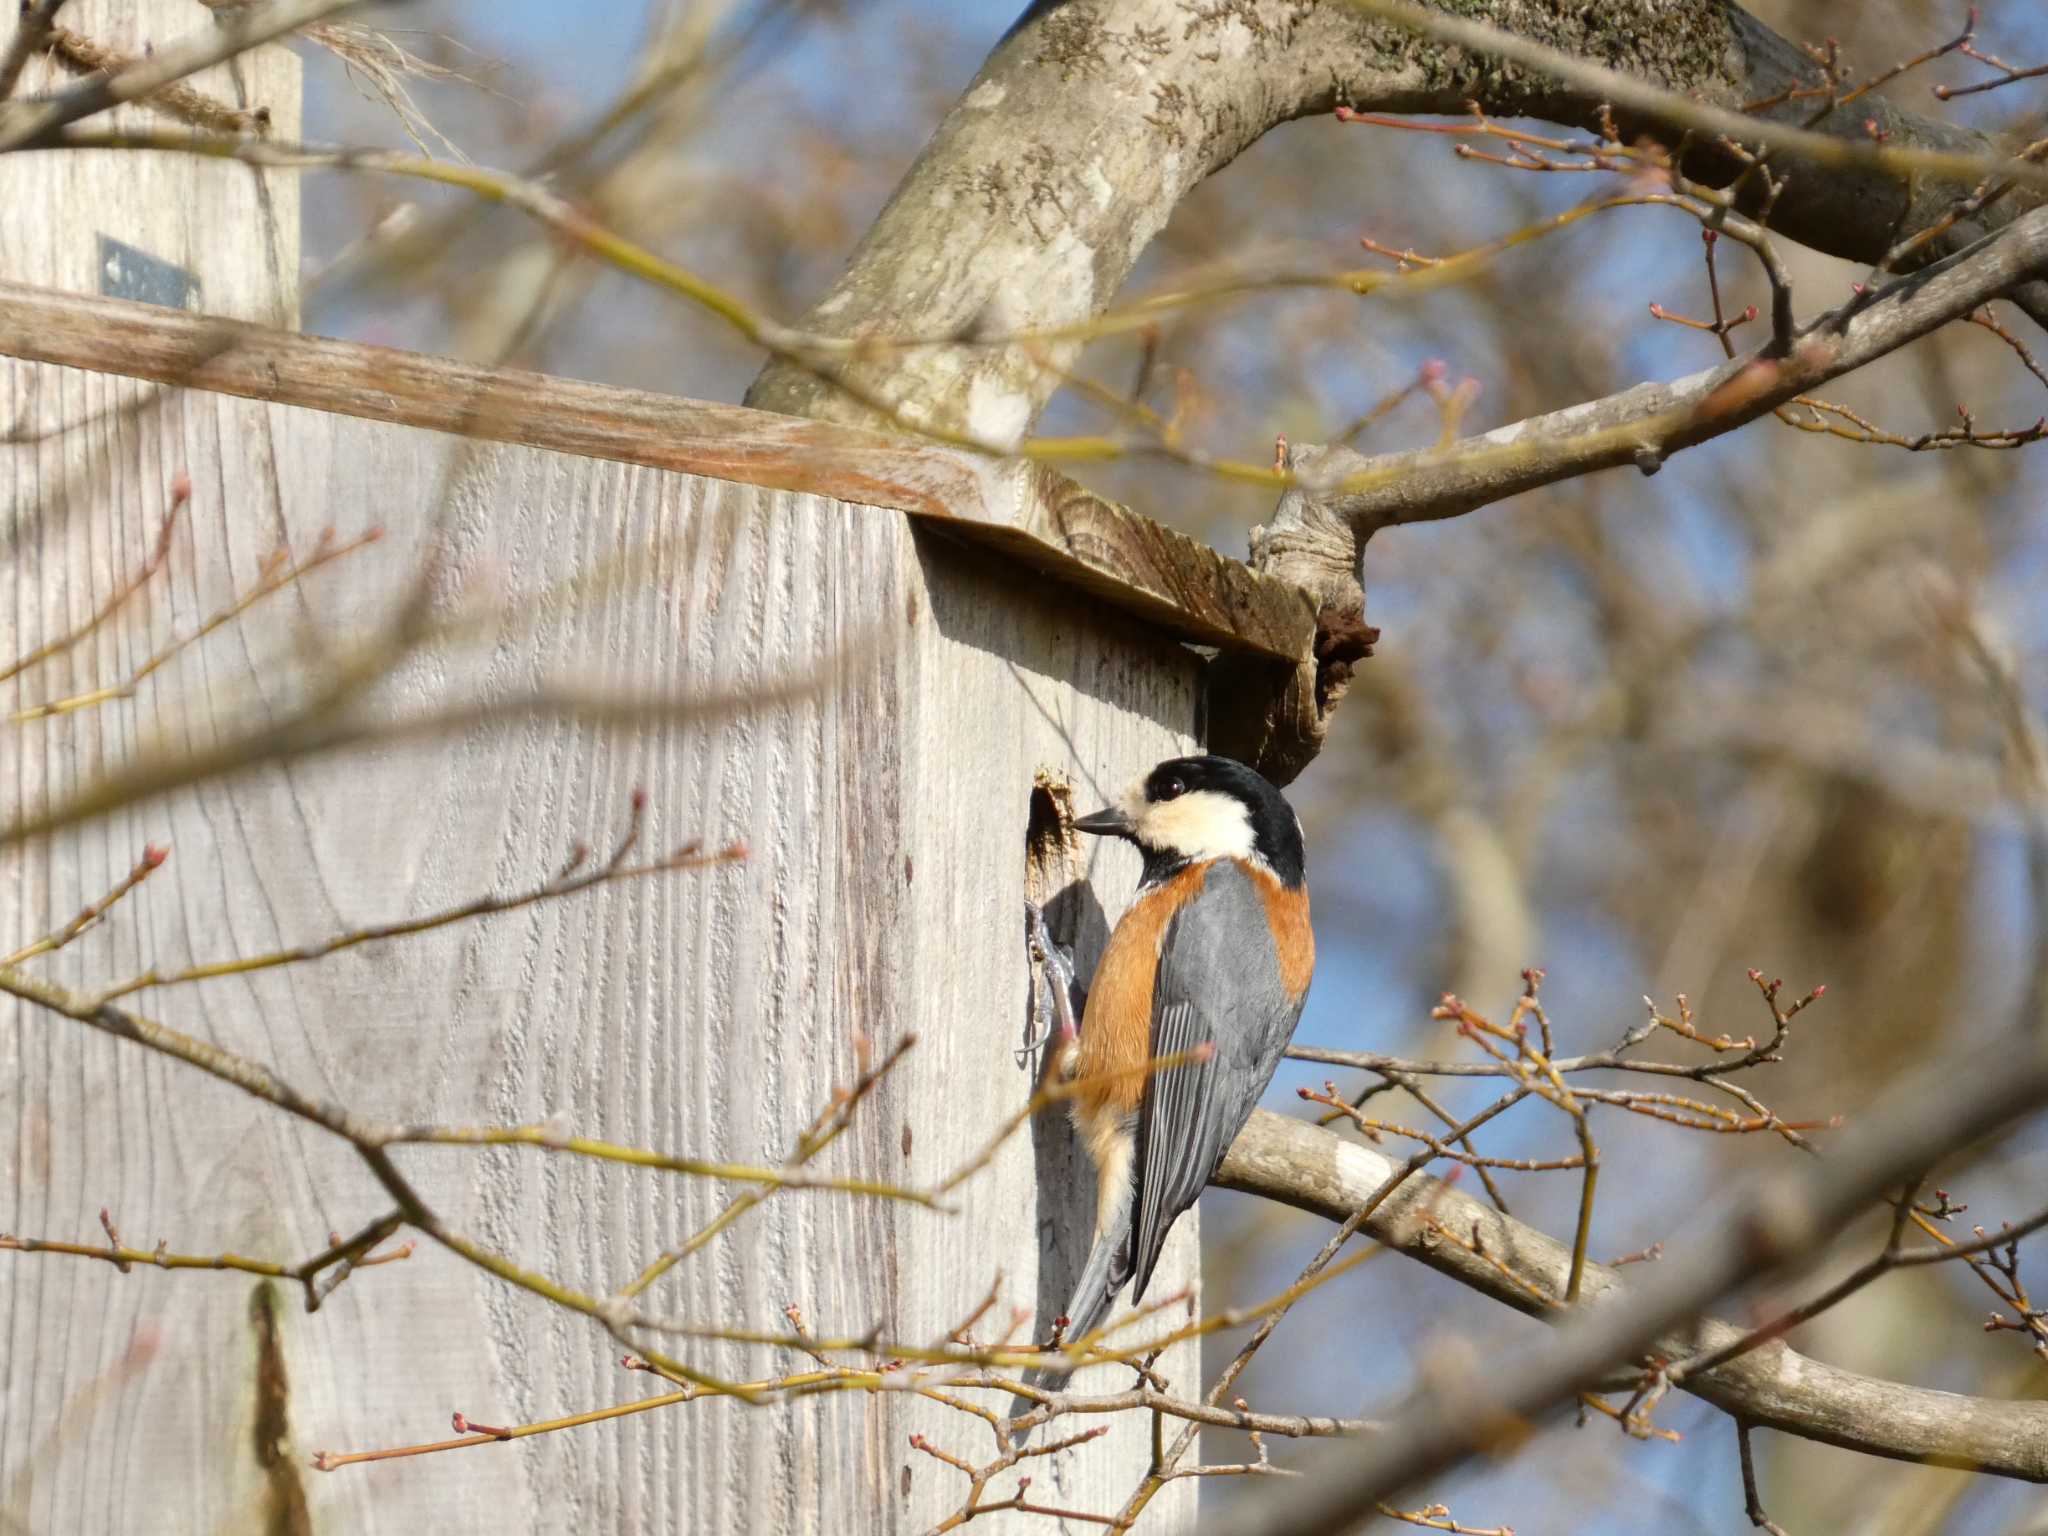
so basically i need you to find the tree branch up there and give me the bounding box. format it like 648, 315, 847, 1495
1213, 1037, 2048, 1533
1296, 202, 2048, 534
1218, 1110, 2048, 1479
1219, 1109, 2048, 1479
745, 0, 2033, 442
1343, 0, 2048, 327
1212, 201, 2048, 779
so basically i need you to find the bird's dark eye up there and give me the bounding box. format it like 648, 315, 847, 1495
1158, 776, 1186, 800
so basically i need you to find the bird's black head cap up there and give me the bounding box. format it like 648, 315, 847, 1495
1074, 754, 1305, 889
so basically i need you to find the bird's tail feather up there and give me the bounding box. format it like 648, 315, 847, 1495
1020, 1223, 1129, 1398
1007, 1167, 1135, 1433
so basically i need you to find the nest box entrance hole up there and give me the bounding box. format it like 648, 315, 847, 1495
1025, 771, 1078, 907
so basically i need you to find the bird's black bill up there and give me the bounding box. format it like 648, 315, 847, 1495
1073, 807, 1135, 839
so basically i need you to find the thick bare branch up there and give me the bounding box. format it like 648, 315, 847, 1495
1213, 1038, 2048, 1533
1287, 203, 2048, 542
1346, 0, 2048, 325
1214, 200, 2048, 780
745, 0, 2029, 443
1218, 1110, 2048, 1481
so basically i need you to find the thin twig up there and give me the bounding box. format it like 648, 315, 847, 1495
2, 843, 167, 966
8, 526, 380, 724
1, 472, 187, 688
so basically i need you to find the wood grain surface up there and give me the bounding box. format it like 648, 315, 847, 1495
1, 358, 1206, 1532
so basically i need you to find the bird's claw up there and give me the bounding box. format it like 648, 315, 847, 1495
1020, 901, 1084, 1067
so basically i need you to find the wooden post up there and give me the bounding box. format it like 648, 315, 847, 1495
0, 0, 300, 325
0, 288, 1316, 1530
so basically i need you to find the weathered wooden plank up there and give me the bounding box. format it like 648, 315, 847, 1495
0, 280, 1315, 665
0, 1, 300, 326
0, 358, 1202, 1530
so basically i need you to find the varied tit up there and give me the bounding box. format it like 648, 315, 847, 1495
1030, 754, 1313, 1387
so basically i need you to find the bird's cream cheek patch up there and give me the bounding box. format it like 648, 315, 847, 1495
1140, 790, 1256, 862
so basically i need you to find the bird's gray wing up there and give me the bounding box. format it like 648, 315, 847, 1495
1128, 861, 1308, 1301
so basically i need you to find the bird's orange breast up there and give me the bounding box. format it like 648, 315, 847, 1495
1072, 862, 1212, 1124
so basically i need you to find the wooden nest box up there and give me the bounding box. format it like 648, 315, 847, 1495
0, 5, 1317, 1530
